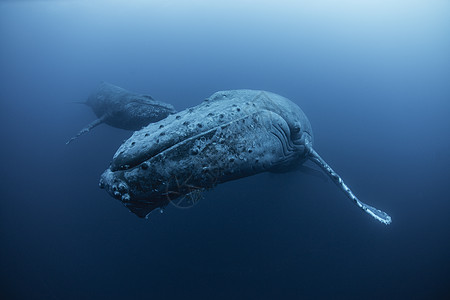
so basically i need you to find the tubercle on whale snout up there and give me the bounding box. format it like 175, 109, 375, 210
99, 170, 131, 203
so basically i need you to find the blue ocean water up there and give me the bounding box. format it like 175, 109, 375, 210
1, 0, 449, 299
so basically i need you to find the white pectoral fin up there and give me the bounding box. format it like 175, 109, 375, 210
66, 116, 105, 145
307, 145, 392, 225
360, 203, 392, 225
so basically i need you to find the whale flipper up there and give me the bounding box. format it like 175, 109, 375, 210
66, 115, 106, 145
306, 144, 392, 225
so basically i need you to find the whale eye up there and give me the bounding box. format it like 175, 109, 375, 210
291, 122, 302, 140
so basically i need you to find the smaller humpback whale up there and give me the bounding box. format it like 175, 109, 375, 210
99, 90, 392, 225
66, 82, 176, 144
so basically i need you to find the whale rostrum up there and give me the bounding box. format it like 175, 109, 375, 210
99, 90, 391, 224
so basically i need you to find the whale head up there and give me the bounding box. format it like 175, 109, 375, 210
99, 90, 313, 217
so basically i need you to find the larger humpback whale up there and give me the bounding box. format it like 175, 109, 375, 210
67, 82, 176, 144
99, 90, 392, 224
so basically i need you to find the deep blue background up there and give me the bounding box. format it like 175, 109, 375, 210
1, 1, 449, 299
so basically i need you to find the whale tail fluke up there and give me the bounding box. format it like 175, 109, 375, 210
306, 144, 392, 225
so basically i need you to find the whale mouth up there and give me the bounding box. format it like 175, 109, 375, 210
99, 168, 170, 218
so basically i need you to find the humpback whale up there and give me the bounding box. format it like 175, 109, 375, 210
99, 90, 391, 224
66, 82, 176, 144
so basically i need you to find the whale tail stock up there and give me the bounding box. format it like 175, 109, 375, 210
306, 143, 392, 225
